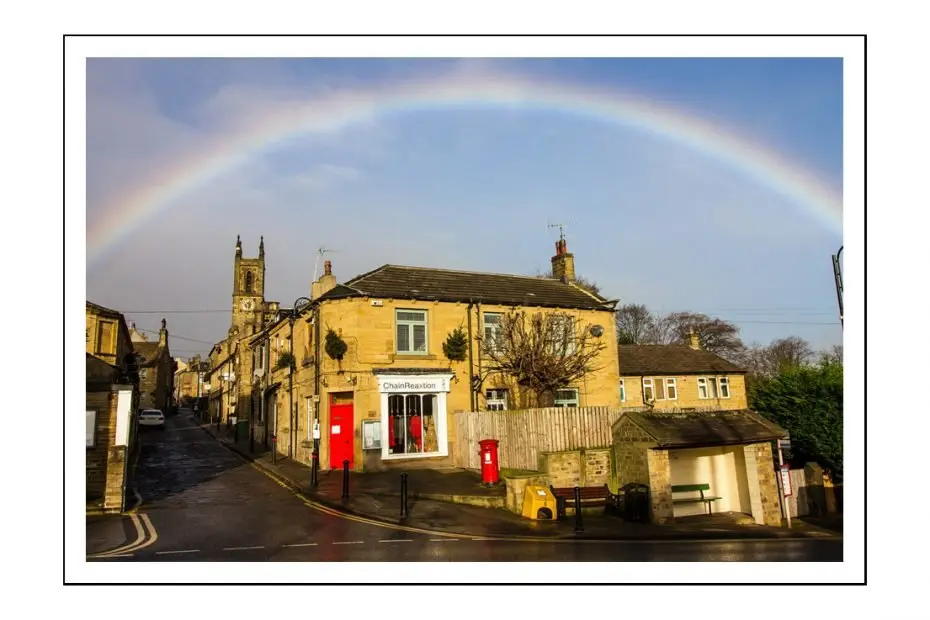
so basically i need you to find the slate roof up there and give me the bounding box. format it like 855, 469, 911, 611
318, 264, 614, 310
134, 341, 163, 366
86, 301, 123, 318
86, 353, 118, 388
623, 409, 786, 449
618, 345, 746, 376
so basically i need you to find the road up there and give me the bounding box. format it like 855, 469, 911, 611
86, 412, 842, 563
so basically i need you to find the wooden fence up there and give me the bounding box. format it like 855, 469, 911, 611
452, 407, 625, 471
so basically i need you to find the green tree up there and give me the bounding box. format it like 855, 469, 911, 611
749, 358, 843, 481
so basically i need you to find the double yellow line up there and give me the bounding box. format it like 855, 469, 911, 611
88, 492, 159, 559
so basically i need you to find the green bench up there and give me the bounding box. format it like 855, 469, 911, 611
671, 483, 722, 514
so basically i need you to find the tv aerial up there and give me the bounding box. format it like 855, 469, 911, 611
312, 247, 339, 283
546, 219, 574, 242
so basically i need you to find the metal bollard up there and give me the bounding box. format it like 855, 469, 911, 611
271, 435, 277, 464
342, 459, 350, 500
574, 486, 584, 533
310, 449, 319, 488
400, 472, 409, 519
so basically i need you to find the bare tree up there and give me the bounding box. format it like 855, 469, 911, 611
656, 312, 745, 359
766, 336, 814, 370
482, 310, 607, 407
615, 303, 656, 344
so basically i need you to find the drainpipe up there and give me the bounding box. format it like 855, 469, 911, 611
475, 302, 482, 411
467, 300, 475, 411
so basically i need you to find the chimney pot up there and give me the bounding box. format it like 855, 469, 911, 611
324, 260, 332, 276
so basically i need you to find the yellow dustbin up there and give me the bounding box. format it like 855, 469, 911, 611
521, 485, 557, 520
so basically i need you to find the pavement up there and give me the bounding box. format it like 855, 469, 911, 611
199, 415, 842, 542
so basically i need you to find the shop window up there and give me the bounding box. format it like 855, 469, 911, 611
388, 393, 439, 454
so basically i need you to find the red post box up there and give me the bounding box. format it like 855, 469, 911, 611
478, 439, 500, 485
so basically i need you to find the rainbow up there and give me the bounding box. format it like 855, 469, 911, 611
87, 73, 843, 264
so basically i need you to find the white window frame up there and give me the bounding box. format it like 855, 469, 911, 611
483, 312, 503, 354
396, 309, 428, 355
485, 388, 508, 411
548, 314, 576, 355
698, 376, 730, 399
664, 377, 678, 401
619, 379, 626, 402
642, 377, 654, 402
554, 388, 579, 408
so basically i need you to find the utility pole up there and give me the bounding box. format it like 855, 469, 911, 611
832, 245, 844, 329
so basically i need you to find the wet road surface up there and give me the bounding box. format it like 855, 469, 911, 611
87, 412, 842, 562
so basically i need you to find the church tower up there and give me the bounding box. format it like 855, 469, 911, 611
231, 235, 266, 336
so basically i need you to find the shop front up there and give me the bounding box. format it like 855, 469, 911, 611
375, 372, 453, 461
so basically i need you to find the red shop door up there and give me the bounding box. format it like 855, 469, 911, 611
329, 402, 354, 469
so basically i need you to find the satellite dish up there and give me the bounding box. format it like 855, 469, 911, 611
590, 325, 605, 338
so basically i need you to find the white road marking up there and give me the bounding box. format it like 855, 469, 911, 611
94, 553, 135, 558
223, 546, 264, 551
283, 542, 318, 548
471, 537, 494, 541
429, 539, 459, 542
332, 541, 364, 545
155, 549, 200, 555
378, 539, 413, 543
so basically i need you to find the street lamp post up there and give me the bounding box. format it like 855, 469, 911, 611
289, 297, 313, 459
832, 245, 844, 329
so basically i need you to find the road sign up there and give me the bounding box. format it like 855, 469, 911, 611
780, 465, 793, 497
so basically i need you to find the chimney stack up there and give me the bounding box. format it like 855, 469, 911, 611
688, 328, 700, 350
159, 318, 168, 347
551, 239, 576, 283
312, 260, 338, 299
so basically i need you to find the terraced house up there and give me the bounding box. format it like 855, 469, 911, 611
242, 239, 621, 472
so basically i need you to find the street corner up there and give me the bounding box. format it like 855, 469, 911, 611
85, 513, 137, 556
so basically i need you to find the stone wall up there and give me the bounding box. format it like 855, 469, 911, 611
537, 447, 612, 489
611, 416, 656, 488
746, 441, 782, 526
647, 449, 674, 524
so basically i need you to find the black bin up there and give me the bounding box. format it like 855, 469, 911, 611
622, 483, 650, 523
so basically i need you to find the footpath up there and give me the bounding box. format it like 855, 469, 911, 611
200, 417, 840, 542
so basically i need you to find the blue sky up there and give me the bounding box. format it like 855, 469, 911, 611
85, 57, 843, 358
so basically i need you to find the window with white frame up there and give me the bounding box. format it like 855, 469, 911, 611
486, 388, 508, 411
698, 376, 731, 399
548, 314, 575, 355
642, 377, 677, 401
396, 309, 428, 354
483, 312, 503, 353
619, 379, 626, 402
554, 388, 579, 408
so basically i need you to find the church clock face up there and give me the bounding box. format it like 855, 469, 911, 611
240, 298, 255, 312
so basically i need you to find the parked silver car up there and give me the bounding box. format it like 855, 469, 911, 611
139, 409, 165, 429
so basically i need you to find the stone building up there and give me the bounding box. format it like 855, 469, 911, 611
207, 236, 279, 428
243, 238, 621, 472
134, 319, 174, 411
617, 336, 749, 411
85, 301, 139, 512
610, 342, 785, 526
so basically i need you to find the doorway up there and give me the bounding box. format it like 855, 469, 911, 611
329, 392, 354, 469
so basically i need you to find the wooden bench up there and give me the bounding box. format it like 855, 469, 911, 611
549, 484, 620, 520
671, 483, 722, 514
